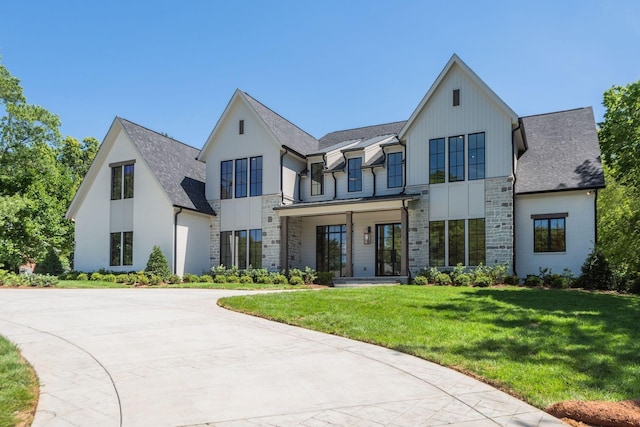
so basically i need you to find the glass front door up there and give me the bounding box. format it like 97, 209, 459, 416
316, 225, 347, 277
376, 223, 402, 276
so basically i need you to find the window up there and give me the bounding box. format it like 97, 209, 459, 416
468, 219, 486, 266
449, 136, 465, 182
387, 152, 403, 188
534, 216, 566, 252
249, 229, 262, 268
311, 162, 324, 196
250, 156, 262, 197
220, 160, 233, 200
110, 231, 133, 266
468, 132, 485, 180
348, 157, 362, 192
453, 89, 460, 106
429, 138, 445, 184
220, 231, 232, 267
235, 158, 247, 198
235, 230, 247, 268
429, 221, 445, 267
316, 225, 347, 276
448, 220, 465, 265
110, 163, 134, 200
239, 119, 244, 135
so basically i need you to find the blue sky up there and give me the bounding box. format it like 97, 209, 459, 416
1, 0, 639, 148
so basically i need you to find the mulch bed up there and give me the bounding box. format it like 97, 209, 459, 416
546, 400, 640, 427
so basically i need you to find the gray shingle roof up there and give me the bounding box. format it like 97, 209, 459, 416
515, 107, 605, 194
118, 118, 215, 215
243, 92, 319, 155
318, 121, 407, 149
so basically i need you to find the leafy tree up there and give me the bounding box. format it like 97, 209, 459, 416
599, 80, 640, 187
0, 59, 96, 270
144, 246, 171, 280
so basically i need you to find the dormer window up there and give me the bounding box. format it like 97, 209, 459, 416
348, 157, 362, 192
311, 162, 324, 195
239, 119, 245, 135
453, 89, 460, 107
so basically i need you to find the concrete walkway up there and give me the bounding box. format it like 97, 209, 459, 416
0, 289, 565, 426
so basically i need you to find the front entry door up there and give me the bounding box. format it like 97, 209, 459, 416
376, 223, 401, 276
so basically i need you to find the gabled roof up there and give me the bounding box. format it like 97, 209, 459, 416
319, 121, 406, 149
117, 118, 215, 214
399, 54, 518, 139
515, 107, 605, 194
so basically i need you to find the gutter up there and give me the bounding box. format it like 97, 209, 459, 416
173, 207, 183, 275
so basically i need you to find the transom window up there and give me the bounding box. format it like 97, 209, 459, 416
110, 162, 134, 200
311, 162, 324, 196
348, 157, 362, 192
533, 215, 566, 252
387, 152, 403, 188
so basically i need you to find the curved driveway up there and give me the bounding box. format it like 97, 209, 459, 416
0, 289, 564, 426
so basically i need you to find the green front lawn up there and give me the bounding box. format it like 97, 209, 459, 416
0, 337, 38, 426
219, 286, 640, 408
55, 280, 312, 290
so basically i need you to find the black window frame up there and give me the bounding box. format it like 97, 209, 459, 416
453, 89, 460, 107
448, 219, 465, 266
235, 158, 247, 198
109, 231, 133, 266
250, 156, 263, 197
468, 218, 486, 266
448, 135, 465, 182
429, 138, 445, 184
387, 152, 403, 188
220, 160, 233, 200
239, 119, 244, 135
311, 162, 324, 196
249, 229, 262, 268
533, 216, 567, 253
110, 162, 135, 200
220, 231, 232, 267
429, 220, 445, 267
468, 132, 485, 181
347, 157, 362, 192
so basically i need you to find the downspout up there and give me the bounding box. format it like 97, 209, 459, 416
511, 123, 521, 277
402, 199, 410, 280
594, 189, 598, 246
297, 171, 302, 202
173, 207, 183, 275
280, 148, 288, 205
371, 168, 376, 197
332, 171, 337, 200
399, 139, 407, 195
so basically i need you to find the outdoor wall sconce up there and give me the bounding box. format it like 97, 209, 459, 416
364, 226, 371, 245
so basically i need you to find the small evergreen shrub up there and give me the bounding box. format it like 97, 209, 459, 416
25, 274, 59, 287
90, 272, 104, 281
315, 272, 334, 286
434, 272, 452, 286
136, 274, 149, 285
183, 273, 199, 283
257, 275, 273, 284
149, 275, 162, 285
167, 274, 181, 284
503, 275, 519, 285
77, 273, 88, 281
239, 275, 254, 284
413, 275, 428, 285
226, 275, 240, 283
474, 274, 492, 288
126, 273, 138, 285
214, 275, 227, 283
38, 247, 65, 275
289, 276, 304, 286
145, 246, 171, 280
271, 274, 288, 284
549, 274, 568, 289
575, 248, 615, 290
200, 274, 213, 283
524, 275, 542, 287
453, 273, 472, 287
102, 274, 116, 283
116, 274, 128, 283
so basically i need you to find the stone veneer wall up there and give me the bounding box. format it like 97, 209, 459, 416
287, 217, 303, 270
261, 194, 283, 271
406, 185, 430, 276
208, 200, 221, 269
484, 177, 514, 271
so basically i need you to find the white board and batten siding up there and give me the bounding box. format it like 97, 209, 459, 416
515, 191, 596, 278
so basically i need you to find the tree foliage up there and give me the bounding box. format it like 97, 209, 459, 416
0, 59, 97, 271
145, 246, 171, 280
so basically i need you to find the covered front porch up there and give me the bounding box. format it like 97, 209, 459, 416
275, 195, 417, 283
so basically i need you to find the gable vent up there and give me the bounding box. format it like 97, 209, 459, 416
239, 119, 245, 135
453, 89, 460, 107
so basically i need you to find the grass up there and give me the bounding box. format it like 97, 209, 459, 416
219, 285, 640, 408
55, 280, 311, 290
0, 337, 38, 427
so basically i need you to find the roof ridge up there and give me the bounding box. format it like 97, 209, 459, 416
242, 92, 318, 141
520, 107, 591, 119
326, 120, 408, 135
117, 117, 200, 151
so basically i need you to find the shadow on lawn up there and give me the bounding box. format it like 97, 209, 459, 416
406, 288, 640, 401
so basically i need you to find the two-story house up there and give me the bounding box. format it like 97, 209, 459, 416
68, 54, 604, 279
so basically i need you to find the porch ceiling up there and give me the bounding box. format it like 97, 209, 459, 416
274, 194, 418, 217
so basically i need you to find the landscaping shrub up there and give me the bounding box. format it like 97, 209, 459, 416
24, 274, 58, 287
289, 276, 304, 286
90, 272, 104, 281
239, 275, 254, 284
199, 274, 213, 283
214, 275, 227, 283
474, 274, 492, 288
413, 275, 428, 285
167, 274, 181, 284
271, 273, 288, 284
549, 274, 568, 289
257, 275, 273, 284
628, 273, 640, 295
102, 274, 116, 283
183, 273, 199, 283
136, 274, 149, 285
144, 246, 171, 280
126, 273, 138, 285
77, 273, 88, 281
575, 248, 615, 290
116, 274, 129, 283
315, 272, 333, 286
37, 247, 65, 275
434, 272, 452, 286
211, 265, 227, 276
226, 275, 240, 283
503, 275, 519, 285
303, 267, 317, 284
453, 273, 472, 287
524, 275, 542, 287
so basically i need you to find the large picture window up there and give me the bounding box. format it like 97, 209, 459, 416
449, 136, 465, 182
110, 231, 133, 266
311, 162, 324, 196
348, 157, 362, 192
220, 229, 262, 268
387, 152, 403, 188
250, 156, 262, 197
111, 163, 134, 200
468, 132, 485, 180
235, 158, 247, 198
429, 138, 445, 184
429, 219, 485, 267
429, 221, 445, 267
220, 160, 233, 200
534, 216, 566, 252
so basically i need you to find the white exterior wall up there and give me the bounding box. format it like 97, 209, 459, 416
375, 146, 405, 197
282, 154, 305, 203
175, 210, 211, 275
515, 191, 596, 277
73, 129, 174, 273
404, 64, 513, 186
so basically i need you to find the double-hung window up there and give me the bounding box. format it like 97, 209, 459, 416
387, 152, 403, 188
348, 157, 362, 192
533, 214, 567, 252
311, 162, 324, 196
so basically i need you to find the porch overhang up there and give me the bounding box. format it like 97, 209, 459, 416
274, 194, 418, 217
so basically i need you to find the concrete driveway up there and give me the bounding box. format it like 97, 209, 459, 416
0, 289, 564, 426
